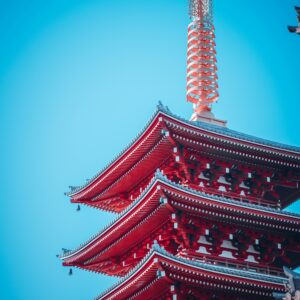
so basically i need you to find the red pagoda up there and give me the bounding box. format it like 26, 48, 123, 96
60, 1, 300, 299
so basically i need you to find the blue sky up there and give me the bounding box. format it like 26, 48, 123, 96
0, 1, 299, 299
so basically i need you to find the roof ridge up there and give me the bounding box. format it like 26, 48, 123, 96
163, 105, 300, 154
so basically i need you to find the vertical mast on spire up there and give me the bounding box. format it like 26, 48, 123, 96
187, 0, 226, 126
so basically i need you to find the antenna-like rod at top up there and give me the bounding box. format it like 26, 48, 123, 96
187, 0, 225, 125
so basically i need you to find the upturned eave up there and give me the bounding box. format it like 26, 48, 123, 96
65, 103, 300, 211
60, 173, 300, 272
96, 244, 287, 300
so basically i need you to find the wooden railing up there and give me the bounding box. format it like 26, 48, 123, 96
189, 184, 280, 209
181, 253, 285, 277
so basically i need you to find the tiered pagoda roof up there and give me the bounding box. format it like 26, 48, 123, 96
61, 104, 300, 299
61, 0, 300, 298
66, 104, 300, 212
96, 244, 288, 300
61, 171, 300, 276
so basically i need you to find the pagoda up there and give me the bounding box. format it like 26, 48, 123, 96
60, 1, 300, 299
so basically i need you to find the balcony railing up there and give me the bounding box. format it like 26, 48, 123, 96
179, 252, 285, 277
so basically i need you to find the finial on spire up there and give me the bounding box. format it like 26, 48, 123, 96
187, 0, 226, 126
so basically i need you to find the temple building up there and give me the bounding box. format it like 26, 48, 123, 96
60, 1, 300, 299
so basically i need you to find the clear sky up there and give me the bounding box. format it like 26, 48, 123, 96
0, 1, 299, 299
